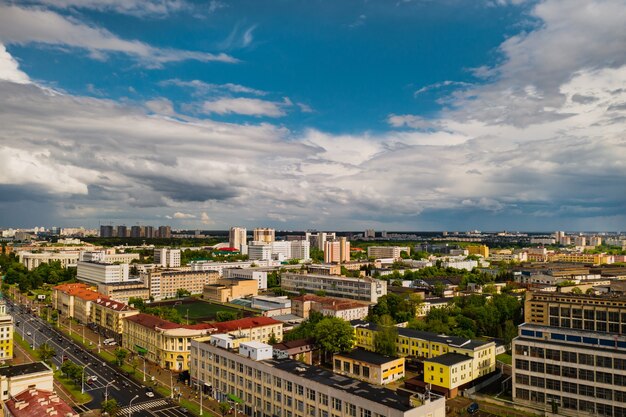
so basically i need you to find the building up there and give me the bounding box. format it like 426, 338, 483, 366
353, 322, 495, 379
158, 226, 172, 239
250, 296, 292, 317
253, 228, 275, 244
52, 283, 105, 323
117, 225, 128, 238
223, 268, 268, 290
100, 225, 114, 237
144, 226, 155, 238
466, 245, 489, 258
154, 248, 181, 268
5, 388, 78, 417
190, 338, 446, 417
282, 273, 386, 303
290, 240, 310, 261
122, 313, 214, 371
324, 238, 350, 263
367, 246, 410, 261
90, 297, 139, 343
229, 227, 248, 251
0, 362, 54, 401
272, 338, 317, 365
547, 252, 613, 265
189, 259, 280, 275
248, 243, 273, 261
292, 295, 369, 321
202, 279, 259, 303
424, 353, 473, 398
18, 251, 80, 271
130, 225, 143, 238
96, 281, 150, 304
212, 317, 283, 343
80, 250, 139, 264
0, 301, 13, 360
512, 323, 626, 416
305, 232, 337, 250
76, 261, 129, 285
365, 229, 376, 238
333, 349, 405, 385
307, 264, 342, 276
146, 269, 219, 300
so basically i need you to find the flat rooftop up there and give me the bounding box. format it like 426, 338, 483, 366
0, 362, 50, 377
335, 348, 400, 365
425, 352, 472, 366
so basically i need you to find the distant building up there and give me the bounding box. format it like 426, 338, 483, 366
158, 225, 172, 238
0, 300, 13, 360
229, 227, 247, 251
305, 231, 336, 250
466, 244, 489, 258
364, 229, 376, 238
202, 278, 259, 303
253, 228, 275, 244
154, 248, 181, 268
367, 246, 410, 260
18, 251, 80, 271
333, 349, 405, 385
223, 268, 268, 290
248, 243, 273, 261
292, 294, 369, 321
90, 297, 139, 343
130, 225, 143, 238
76, 261, 129, 285
117, 225, 128, 238
324, 237, 350, 263
282, 272, 386, 303
100, 225, 114, 237
96, 281, 150, 304
212, 317, 284, 343
290, 240, 311, 260
146, 269, 219, 300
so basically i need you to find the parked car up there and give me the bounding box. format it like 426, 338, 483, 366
467, 403, 479, 414
26, 331, 32, 336
146, 391, 154, 398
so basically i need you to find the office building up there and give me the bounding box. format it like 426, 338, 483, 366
96, 281, 150, 304
223, 268, 268, 290
323, 238, 350, 263
230, 227, 248, 250
282, 273, 386, 303
154, 248, 181, 268
424, 353, 474, 398
290, 240, 310, 261
77, 261, 129, 285
0, 362, 54, 401
253, 228, 275, 244
466, 245, 490, 258
190, 337, 446, 417
0, 300, 13, 360
367, 246, 410, 261
146, 269, 219, 300
80, 250, 139, 264
248, 243, 273, 261
333, 349, 405, 385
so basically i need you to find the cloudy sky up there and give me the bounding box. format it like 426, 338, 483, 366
0, 0, 625, 231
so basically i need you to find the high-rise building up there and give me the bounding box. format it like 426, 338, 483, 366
144, 226, 155, 238
229, 227, 247, 249
117, 225, 128, 238
324, 237, 350, 263
305, 231, 336, 250
154, 248, 181, 268
574, 236, 587, 247
365, 229, 375, 238
100, 225, 114, 238
158, 226, 172, 239
290, 240, 310, 260
130, 225, 143, 238
248, 243, 273, 261
467, 244, 490, 258
253, 228, 275, 244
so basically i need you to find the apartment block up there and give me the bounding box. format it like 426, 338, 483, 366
324, 238, 350, 263
424, 353, 473, 398
253, 228, 275, 244
230, 227, 248, 251
367, 246, 410, 260
292, 294, 369, 321
0, 301, 13, 360
146, 269, 219, 300
96, 281, 150, 304
52, 282, 104, 323
77, 261, 129, 285
305, 232, 337, 250
282, 273, 386, 303
154, 248, 181, 268
189, 337, 446, 417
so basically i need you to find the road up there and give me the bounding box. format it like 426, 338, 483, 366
8, 298, 190, 417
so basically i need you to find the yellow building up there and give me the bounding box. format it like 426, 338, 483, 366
333, 348, 405, 385
467, 245, 489, 258
0, 301, 13, 360
547, 252, 612, 265
424, 353, 473, 398
52, 283, 103, 323
202, 279, 258, 303
90, 297, 139, 343
122, 313, 214, 371
353, 322, 495, 383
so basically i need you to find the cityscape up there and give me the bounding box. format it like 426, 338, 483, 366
1, 1, 626, 417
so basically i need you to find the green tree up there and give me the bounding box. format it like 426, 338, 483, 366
284, 311, 324, 341
216, 311, 239, 322
176, 288, 191, 298
268, 331, 278, 345
37, 342, 56, 364
219, 402, 231, 417
114, 348, 128, 366
101, 399, 119, 416
128, 297, 145, 310
373, 315, 398, 356
432, 281, 446, 297
312, 317, 355, 363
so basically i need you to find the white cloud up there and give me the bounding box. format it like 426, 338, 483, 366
202, 97, 286, 117
201, 212, 213, 225
414, 80, 472, 96
0, 43, 30, 84
0, 5, 237, 67
161, 79, 267, 96
145, 98, 175, 115
26, 0, 190, 17
173, 212, 196, 219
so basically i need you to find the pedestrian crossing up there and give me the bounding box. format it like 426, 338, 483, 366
119, 399, 169, 413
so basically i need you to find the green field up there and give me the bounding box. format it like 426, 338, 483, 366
171, 301, 240, 320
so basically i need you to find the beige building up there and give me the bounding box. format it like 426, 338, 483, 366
90, 297, 139, 343
323, 238, 350, 263
333, 349, 405, 385
253, 228, 275, 244
97, 281, 151, 304
307, 264, 342, 276
122, 313, 214, 371
0, 301, 13, 360
52, 283, 104, 323
229, 227, 247, 250
18, 251, 80, 271
202, 279, 258, 303
190, 338, 446, 417
146, 269, 220, 300
292, 294, 369, 321
212, 316, 284, 343
366, 246, 410, 261
282, 272, 387, 303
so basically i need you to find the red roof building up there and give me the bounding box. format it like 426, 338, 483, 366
5, 388, 78, 417
212, 316, 283, 344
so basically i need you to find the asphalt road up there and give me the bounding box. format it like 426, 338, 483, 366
8, 299, 191, 417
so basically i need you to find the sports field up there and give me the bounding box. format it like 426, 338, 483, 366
171, 300, 240, 320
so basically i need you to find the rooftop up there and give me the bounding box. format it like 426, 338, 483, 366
272, 338, 315, 351
0, 362, 51, 378
93, 297, 135, 312
213, 316, 281, 332
335, 348, 399, 365
425, 352, 472, 366
6, 388, 77, 417
124, 313, 215, 331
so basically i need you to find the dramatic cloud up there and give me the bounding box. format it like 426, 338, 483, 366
0, 5, 236, 67
173, 212, 196, 219
201, 97, 287, 117
18, 0, 190, 17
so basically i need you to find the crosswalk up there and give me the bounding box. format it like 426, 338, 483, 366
119, 399, 170, 413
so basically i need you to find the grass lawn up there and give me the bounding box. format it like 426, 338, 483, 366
172, 301, 239, 320
14, 332, 36, 355
54, 370, 92, 404
496, 353, 512, 365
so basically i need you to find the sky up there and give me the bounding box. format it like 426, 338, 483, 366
0, 0, 625, 232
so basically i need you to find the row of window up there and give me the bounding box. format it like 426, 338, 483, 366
515, 388, 626, 417
516, 373, 626, 391
548, 307, 625, 322
515, 345, 626, 368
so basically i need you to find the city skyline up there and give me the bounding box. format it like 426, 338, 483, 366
0, 0, 625, 230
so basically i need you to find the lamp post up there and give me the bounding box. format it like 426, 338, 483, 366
170, 372, 173, 399
81, 364, 90, 394
104, 380, 116, 403
82, 325, 85, 344
143, 356, 146, 382
129, 394, 139, 417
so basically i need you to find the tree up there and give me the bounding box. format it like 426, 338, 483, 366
312, 317, 355, 363
219, 402, 231, 417
432, 281, 446, 297
216, 311, 239, 322
176, 288, 191, 298
373, 315, 398, 356
37, 343, 56, 364
114, 348, 128, 366
570, 287, 583, 294
101, 399, 119, 416
268, 331, 278, 345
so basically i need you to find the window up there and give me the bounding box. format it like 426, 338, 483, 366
362, 367, 370, 378
306, 389, 316, 401
530, 376, 545, 388
578, 384, 595, 397
562, 381, 577, 394
360, 409, 371, 417
286, 381, 293, 392
616, 374, 626, 386
546, 363, 560, 376
515, 359, 529, 371
345, 404, 356, 417
596, 371, 613, 384
353, 364, 360, 375
596, 356, 613, 368
597, 387, 613, 400
319, 394, 328, 406
561, 351, 577, 363
545, 349, 560, 361
307, 405, 316, 417
516, 388, 529, 401
578, 353, 594, 366
296, 400, 304, 412
616, 358, 626, 370
334, 359, 341, 369
545, 379, 560, 391
332, 398, 342, 411
529, 361, 543, 373
515, 374, 529, 385
562, 366, 576, 378
343, 362, 350, 372
296, 385, 304, 396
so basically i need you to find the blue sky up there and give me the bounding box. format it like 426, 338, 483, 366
0, 0, 625, 231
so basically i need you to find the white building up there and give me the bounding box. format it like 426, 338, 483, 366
290, 240, 310, 261
271, 241, 292, 261
154, 248, 181, 268
441, 259, 478, 271
248, 243, 273, 261
223, 268, 268, 290
189, 259, 279, 275
229, 226, 247, 250
0, 362, 54, 401
80, 250, 139, 264
282, 272, 386, 303
77, 261, 129, 285
18, 251, 80, 271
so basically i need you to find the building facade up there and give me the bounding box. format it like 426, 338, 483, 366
282, 273, 386, 303
76, 261, 130, 285
292, 295, 369, 321
333, 349, 405, 385
202, 279, 259, 303
90, 297, 139, 343
223, 268, 268, 290
146, 269, 219, 300
154, 248, 181, 268
323, 238, 350, 263
253, 228, 275, 244
212, 317, 284, 343
18, 251, 80, 271
230, 227, 248, 251
0, 300, 13, 360
366, 246, 410, 261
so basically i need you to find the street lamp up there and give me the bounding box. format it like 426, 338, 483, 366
81, 364, 90, 394
142, 356, 146, 382
129, 394, 139, 417
170, 372, 173, 399
104, 380, 116, 403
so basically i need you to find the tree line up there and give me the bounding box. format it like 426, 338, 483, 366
1, 254, 76, 292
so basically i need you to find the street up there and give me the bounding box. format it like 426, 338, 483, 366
7, 298, 191, 417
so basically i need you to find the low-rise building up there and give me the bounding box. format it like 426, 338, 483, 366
52, 283, 104, 323
97, 281, 150, 303
190, 338, 446, 417
367, 246, 410, 261
292, 294, 369, 321
202, 279, 259, 303
145, 269, 220, 300
5, 388, 78, 417
223, 268, 268, 290
90, 297, 139, 343
77, 261, 129, 285
307, 264, 342, 276
424, 353, 473, 398
250, 296, 292, 317
18, 251, 80, 271
212, 316, 283, 344
282, 272, 387, 303
122, 313, 214, 371
333, 349, 405, 385
272, 338, 317, 365
0, 300, 13, 360
0, 362, 53, 401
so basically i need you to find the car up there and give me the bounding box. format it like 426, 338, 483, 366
146, 391, 154, 398
467, 403, 479, 414
15, 322, 20, 327
88, 375, 98, 382
62, 355, 69, 361
26, 331, 32, 336
83, 355, 89, 361
87, 379, 94, 385
180, 408, 188, 414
